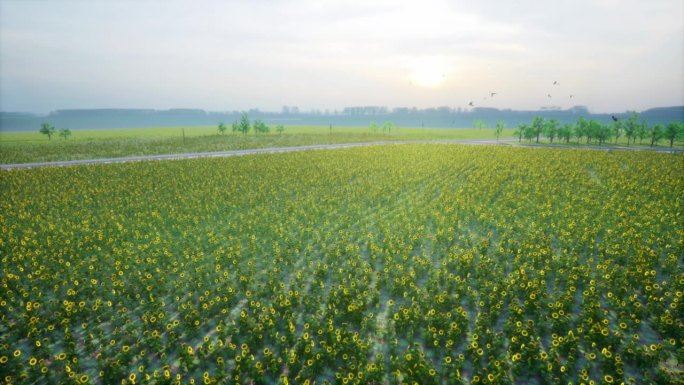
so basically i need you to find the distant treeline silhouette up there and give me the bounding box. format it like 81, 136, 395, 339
1, 105, 682, 131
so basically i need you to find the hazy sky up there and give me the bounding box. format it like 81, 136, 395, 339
1, 0, 682, 114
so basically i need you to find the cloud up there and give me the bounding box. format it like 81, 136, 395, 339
1, 0, 682, 113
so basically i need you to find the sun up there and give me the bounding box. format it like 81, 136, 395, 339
409, 58, 449, 88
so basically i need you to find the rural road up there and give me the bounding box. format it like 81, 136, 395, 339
1, 139, 681, 170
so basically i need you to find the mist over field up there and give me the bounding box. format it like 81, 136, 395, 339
1, 106, 683, 132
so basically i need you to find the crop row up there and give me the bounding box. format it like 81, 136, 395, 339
1, 144, 682, 384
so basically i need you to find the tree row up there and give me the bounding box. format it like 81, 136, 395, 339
513, 113, 684, 147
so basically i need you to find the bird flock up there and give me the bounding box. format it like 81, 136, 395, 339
468, 81, 576, 109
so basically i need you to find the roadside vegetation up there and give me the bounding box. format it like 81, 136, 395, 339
1, 144, 682, 384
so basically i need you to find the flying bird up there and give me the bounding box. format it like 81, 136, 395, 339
468, 101, 474, 107
547, 94, 552, 98
553, 81, 559, 85
569, 94, 574, 98
611, 115, 619, 122
490, 92, 497, 97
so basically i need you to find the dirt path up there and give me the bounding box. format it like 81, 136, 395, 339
1, 139, 680, 170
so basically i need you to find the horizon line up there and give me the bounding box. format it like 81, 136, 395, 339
2, 104, 683, 116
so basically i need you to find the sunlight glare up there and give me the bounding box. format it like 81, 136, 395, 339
409, 58, 449, 88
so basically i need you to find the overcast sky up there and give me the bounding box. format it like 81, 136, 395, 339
1, 0, 682, 114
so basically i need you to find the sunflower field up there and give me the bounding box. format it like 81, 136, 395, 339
1, 144, 682, 384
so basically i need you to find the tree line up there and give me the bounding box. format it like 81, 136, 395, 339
39, 123, 71, 140
513, 113, 684, 148
218, 113, 284, 135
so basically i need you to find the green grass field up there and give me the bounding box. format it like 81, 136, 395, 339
1, 144, 682, 384
2, 124, 682, 165
0, 126, 513, 164
0, 126, 507, 142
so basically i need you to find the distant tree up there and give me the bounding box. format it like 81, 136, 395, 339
584, 119, 608, 145
523, 124, 536, 142
664, 121, 683, 147
590, 120, 611, 145
58, 128, 72, 140
39, 123, 56, 140
531, 116, 545, 143
558, 123, 573, 144
574, 117, 588, 144
601, 123, 613, 145
494, 120, 506, 142
514, 124, 527, 142
584, 120, 595, 143
612, 119, 622, 144
474, 120, 486, 129
238, 113, 250, 135
253, 120, 270, 134
543, 119, 559, 143
649, 124, 664, 147
218, 122, 227, 135
382, 121, 395, 134
276, 125, 285, 135
369, 120, 378, 133
635, 121, 648, 145
231, 121, 239, 135
622, 112, 639, 145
